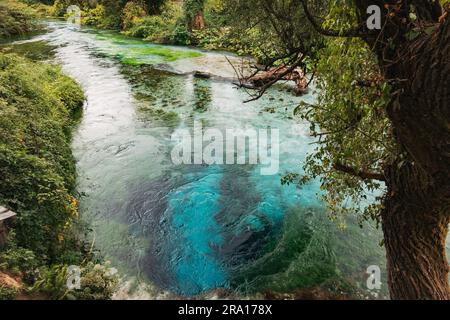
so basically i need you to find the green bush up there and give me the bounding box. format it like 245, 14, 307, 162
124, 0, 181, 43
127, 15, 168, 41
204, 0, 226, 26
170, 24, 191, 45
0, 53, 84, 261
81, 5, 106, 27
0, 247, 39, 275
48, 0, 68, 17
0, 0, 37, 38
0, 286, 18, 300
121, 1, 146, 31
33, 262, 118, 300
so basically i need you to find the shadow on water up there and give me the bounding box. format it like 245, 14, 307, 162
232, 207, 390, 299
193, 78, 212, 112
0, 40, 56, 61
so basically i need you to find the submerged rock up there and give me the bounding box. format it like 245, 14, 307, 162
194, 71, 213, 79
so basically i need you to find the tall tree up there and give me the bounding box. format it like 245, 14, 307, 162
227, 0, 450, 299
183, 0, 206, 30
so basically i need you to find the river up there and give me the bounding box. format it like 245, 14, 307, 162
1, 21, 398, 299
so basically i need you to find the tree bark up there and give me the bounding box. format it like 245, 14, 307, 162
378, 14, 450, 300
382, 163, 450, 300
344, 1, 450, 299
191, 11, 205, 30
286, 1, 450, 299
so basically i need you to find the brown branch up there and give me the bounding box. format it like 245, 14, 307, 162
243, 55, 305, 103
334, 162, 386, 181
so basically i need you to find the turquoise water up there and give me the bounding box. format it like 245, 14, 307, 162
3, 21, 397, 298
169, 169, 226, 294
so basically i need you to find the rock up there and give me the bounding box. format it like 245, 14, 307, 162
193, 71, 212, 79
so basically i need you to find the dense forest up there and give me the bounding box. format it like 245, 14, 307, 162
0, 0, 449, 300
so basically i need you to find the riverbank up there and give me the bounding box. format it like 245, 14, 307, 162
0, 6, 118, 299
0, 0, 50, 38
0, 52, 119, 300
47, 0, 272, 63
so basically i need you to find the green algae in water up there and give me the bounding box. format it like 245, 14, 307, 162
93, 32, 202, 65
138, 106, 180, 127
119, 46, 202, 65
0, 40, 55, 61
232, 208, 335, 291
232, 207, 388, 298
130, 46, 202, 61
95, 32, 146, 45
193, 78, 212, 112
121, 57, 141, 65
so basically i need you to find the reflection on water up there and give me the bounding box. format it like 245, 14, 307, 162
2, 21, 396, 298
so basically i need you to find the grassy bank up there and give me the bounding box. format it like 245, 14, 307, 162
0, 0, 50, 38
0, 52, 118, 300
0, 2, 118, 299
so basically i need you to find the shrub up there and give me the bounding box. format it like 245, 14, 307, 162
0, 0, 37, 38
0, 53, 84, 261
124, 0, 181, 42
121, 1, 147, 31
127, 15, 169, 41
170, 24, 191, 45
33, 262, 119, 300
81, 5, 106, 27
204, 0, 226, 25
48, 0, 69, 17
0, 286, 18, 300
0, 247, 39, 276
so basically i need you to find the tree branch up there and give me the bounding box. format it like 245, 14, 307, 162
334, 162, 386, 181
298, 0, 372, 38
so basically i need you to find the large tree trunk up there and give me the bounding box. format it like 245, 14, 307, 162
382, 163, 450, 299
191, 11, 205, 30
382, 206, 450, 299
349, 1, 450, 299
379, 14, 450, 299
298, 0, 450, 299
